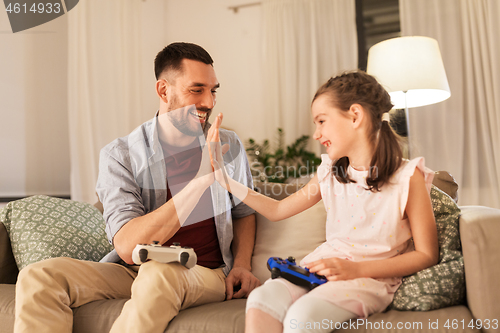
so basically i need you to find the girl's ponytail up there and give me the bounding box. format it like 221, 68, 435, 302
366, 120, 403, 192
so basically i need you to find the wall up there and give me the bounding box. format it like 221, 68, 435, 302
0, 10, 70, 198
118, 0, 266, 142
162, 0, 266, 142
0, 0, 264, 199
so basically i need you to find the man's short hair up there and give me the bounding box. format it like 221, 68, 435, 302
154, 42, 214, 80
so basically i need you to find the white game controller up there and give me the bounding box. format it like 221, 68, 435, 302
132, 241, 197, 269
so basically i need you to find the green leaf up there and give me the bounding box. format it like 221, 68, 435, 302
245, 128, 321, 183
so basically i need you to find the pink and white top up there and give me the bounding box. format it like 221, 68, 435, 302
298, 155, 434, 317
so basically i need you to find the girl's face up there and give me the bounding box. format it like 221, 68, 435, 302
311, 94, 355, 161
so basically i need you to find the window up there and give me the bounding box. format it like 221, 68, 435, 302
356, 0, 400, 71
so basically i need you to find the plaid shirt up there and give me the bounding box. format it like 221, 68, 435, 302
96, 112, 255, 275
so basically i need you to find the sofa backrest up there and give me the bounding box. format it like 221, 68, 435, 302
0, 222, 19, 284
0, 171, 459, 285
251, 183, 326, 283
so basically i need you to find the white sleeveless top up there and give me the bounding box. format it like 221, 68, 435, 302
299, 155, 434, 318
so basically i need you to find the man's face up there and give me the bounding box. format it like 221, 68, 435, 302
165, 59, 219, 136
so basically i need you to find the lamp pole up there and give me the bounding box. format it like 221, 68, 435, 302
404, 91, 411, 159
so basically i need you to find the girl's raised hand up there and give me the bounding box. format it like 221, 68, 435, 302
305, 258, 361, 282
207, 113, 222, 170
207, 113, 230, 187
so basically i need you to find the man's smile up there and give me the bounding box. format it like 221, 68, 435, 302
189, 110, 208, 123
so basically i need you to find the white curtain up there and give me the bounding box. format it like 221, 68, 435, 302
400, 0, 500, 209
261, 0, 358, 153
67, 1, 148, 203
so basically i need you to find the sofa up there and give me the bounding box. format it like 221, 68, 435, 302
1, 173, 499, 333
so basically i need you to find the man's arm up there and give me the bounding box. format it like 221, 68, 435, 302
207, 115, 260, 298
225, 213, 261, 300
113, 176, 211, 265
232, 213, 256, 272
98, 132, 216, 265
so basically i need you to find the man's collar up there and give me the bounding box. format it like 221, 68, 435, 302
147, 110, 161, 156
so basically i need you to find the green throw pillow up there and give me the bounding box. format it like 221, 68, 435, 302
0, 195, 114, 270
390, 185, 465, 311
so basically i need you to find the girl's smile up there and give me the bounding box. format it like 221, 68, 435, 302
311, 95, 354, 161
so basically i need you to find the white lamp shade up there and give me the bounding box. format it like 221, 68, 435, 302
367, 36, 451, 109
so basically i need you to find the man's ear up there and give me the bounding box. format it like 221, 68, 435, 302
349, 103, 365, 129
155, 79, 170, 103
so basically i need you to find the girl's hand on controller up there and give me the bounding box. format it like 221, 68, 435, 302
305, 258, 361, 281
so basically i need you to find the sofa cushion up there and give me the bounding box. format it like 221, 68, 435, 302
71, 298, 246, 333
166, 299, 246, 333
432, 171, 459, 203
390, 186, 465, 311
0, 195, 113, 270
251, 183, 326, 283
336, 305, 478, 333
0, 284, 15, 333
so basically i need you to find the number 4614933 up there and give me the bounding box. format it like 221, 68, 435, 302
444, 319, 498, 330
5, 3, 62, 14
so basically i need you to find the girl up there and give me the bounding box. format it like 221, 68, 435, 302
208, 71, 438, 333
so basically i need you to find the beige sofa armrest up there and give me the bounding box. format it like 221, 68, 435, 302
459, 205, 500, 331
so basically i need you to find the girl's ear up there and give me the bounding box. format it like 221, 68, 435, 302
349, 103, 365, 129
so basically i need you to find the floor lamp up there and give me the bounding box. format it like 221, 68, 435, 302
366, 36, 451, 158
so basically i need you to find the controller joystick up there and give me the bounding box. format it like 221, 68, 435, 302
138, 248, 148, 263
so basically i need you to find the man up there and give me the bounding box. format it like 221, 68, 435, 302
14, 42, 260, 333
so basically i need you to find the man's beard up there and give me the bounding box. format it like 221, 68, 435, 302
167, 93, 212, 137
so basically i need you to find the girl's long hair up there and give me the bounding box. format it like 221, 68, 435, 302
313, 71, 404, 192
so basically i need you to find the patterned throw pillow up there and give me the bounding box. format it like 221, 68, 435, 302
0, 195, 114, 270
390, 185, 465, 311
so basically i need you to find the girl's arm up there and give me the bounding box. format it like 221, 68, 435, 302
224, 173, 322, 222
209, 113, 322, 222
307, 168, 439, 280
